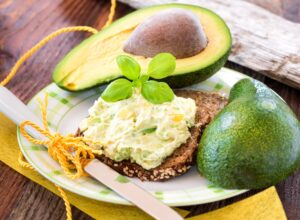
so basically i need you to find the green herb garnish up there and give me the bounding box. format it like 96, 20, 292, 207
101, 78, 133, 102
142, 126, 157, 134
141, 81, 174, 104
147, 53, 176, 79
116, 55, 140, 80
101, 53, 176, 104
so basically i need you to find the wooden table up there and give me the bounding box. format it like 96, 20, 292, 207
0, 0, 299, 219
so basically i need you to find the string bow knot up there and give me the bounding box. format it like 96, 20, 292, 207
20, 93, 95, 179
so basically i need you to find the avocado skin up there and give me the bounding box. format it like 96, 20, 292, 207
197, 79, 300, 189
161, 49, 230, 88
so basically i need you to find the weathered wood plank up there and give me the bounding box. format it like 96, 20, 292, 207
118, 0, 300, 90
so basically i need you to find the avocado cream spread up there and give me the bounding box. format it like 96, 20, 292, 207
80, 90, 196, 169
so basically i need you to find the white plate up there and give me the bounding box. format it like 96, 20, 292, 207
17, 67, 248, 206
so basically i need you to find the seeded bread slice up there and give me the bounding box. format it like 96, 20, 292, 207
78, 90, 227, 181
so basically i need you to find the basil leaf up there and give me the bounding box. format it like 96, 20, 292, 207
131, 79, 140, 88
141, 80, 174, 104
147, 53, 176, 79
101, 78, 133, 102
142, 126, 157, 134
116, 55, 141, 80
139, 75, 149, 83
132, 75, 149, 88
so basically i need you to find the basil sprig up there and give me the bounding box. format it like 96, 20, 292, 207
101, 53, 176, 104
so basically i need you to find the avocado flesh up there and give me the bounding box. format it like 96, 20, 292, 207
52, 4, 231, 91
197, 79, 300, 189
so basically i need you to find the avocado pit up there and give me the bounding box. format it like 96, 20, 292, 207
123, 8, 208, 59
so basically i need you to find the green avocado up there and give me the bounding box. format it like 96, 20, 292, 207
52, 4, 231, 91
197, 78, 300, 189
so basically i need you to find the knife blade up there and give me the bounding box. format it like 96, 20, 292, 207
85, 159, 183, 220
0, 86, 183, 220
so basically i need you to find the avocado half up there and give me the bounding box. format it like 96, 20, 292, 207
53, 4, 232, 91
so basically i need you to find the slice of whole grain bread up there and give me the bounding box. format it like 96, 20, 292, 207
79, 90, 227, 181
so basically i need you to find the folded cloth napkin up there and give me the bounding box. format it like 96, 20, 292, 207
187, 186, 286, 220
0, 113, 287, 219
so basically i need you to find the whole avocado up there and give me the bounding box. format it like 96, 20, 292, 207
197, 78, 300, 189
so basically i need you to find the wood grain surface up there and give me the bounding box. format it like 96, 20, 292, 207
0, 0, 299, 219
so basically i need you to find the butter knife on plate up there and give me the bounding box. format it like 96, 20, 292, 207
0, 86, 183, 220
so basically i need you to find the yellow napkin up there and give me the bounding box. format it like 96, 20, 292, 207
0, 113, 187, 219
187, 187, 287, 220
0, 113, 287, 219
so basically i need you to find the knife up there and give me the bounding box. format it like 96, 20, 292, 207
0, 86, 183, 220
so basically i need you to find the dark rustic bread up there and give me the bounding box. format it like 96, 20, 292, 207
79, 90, 227, 181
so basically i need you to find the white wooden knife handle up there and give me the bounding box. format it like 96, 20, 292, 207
0, 86, 45, 140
